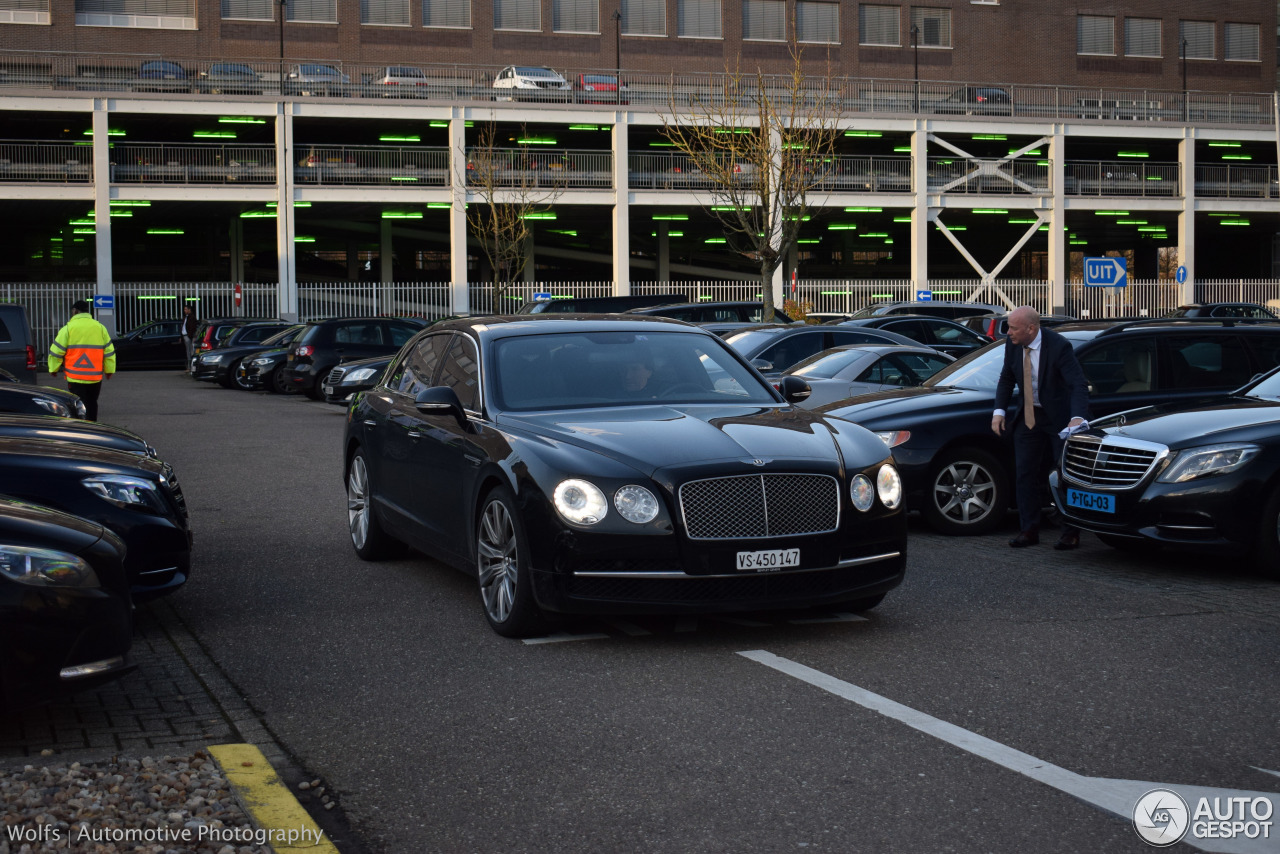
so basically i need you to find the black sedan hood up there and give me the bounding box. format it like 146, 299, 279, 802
818, 385, 992, 427
0, 436, 167, 475
1094, 396, 1280, 446
502, 404, 844, 476
0, 496, 107, 549
0, 383, 80, 405
0, 414, 150, 455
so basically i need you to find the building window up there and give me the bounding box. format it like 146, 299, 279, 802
678, 0, 720, 39
1180, 20, 1214, 60
222, 0, 271, 19
742, 0, 783, 41
859, 4, 898, 46
1076, 15, 1114, 56
621, 0, 663, 35
424, 0, 469, 27
495, 0, 538, 29
554, 0, 597, 32
1224, 22, 1259, 61
287, 0, 336, 22
910, 7, 950, 48
362, 0, 408, 24
795, 0, 836, 44
0, 0, 48, 24
1123, 17, 1160, 57
76, 0, 195, 28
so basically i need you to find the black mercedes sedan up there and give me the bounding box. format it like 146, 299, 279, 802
0, 382, 87, 419
0, 498, 134, 711
1049, 367, 1280, 574
238, 346, 293, 393
0, 413, 155, 457
344, 316, 908, 637
0, 439, 191, 601
322, 354, 391, 406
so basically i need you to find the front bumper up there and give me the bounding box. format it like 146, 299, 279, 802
1049, 469, 1264, 553
0, 584, 134, 710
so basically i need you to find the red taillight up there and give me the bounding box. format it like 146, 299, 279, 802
25, 345, 35, 371
976, 94, 987, 102
296, 345, 315, 357
986, 320, 998, 337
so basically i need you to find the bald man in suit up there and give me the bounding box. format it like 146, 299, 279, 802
992, 306, 1090, 549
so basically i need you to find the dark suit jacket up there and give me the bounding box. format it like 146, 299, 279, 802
994, 327, 1090, 432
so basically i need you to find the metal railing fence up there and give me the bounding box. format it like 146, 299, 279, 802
1063, 161, 1180, 197
464, 148, 614, 189
1195, 165, 1279, 199
0, 50, 1273, 127
295, 145, 449, 187
298, 281, 453, 321
110, 143, 277, 184
927, 158, 1051, 195
0, 141, 93, 182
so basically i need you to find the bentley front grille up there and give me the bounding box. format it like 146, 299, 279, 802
677, 473, 840, 540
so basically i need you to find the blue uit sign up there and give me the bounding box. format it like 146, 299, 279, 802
1083, 257, 1127, 288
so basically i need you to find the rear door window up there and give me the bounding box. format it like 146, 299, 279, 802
385, 321, 420, 347
756, 331, 825, 371
1160, 335, 1253, 391
335, 323, 384, 345
388, 333, 445, 396
1077, 337, 1157, 396
892, 352, 953, 383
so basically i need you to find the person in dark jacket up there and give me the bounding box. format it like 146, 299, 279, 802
181, 304, 198, 368
991, 306, 1090, 550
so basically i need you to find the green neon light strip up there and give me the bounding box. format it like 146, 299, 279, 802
72, 228, 95, 234
844, 131, 882, 137
381, 212, 422, 219
218, 116, 266, 124
844, 207, 881, 212
295, 236, 315, 242
713, 128, 751, 134
827, 224, 857, 230
1095, 211, 1129, 216
146, 229, 184, 234
1117, 152, 1149, 158
973, 134, 1006, 140
1207, 142, 1242, 147
138, 295, 177, 300
193, 131, 237, 138
648, 141, 675, 147
516, 138, 557, 145
973, 209, 1008, 214
68, 219, 94, 226
797, 239, 820, 244
1116, 220, 1148, 225
110, 200, 151, 207
1222, 155, 1253, 160
83, 129, 125, 136
265, 202, 311, 208
429, 121, 449, 127
1220, 220, 1251, 225
549, 229, 578, 236
380, 135, 421, 142
522, 213, 556, 220
240, 211, 276, 218
391, 177, 419, 182
652, 215, 689, 220
704, 238, 726, 244
569, 125, 600, 131
1008, 219, 1037, 224
427, 203, 451, 209
861, 233, 888, 238
893, 216, 912, 223
893, 147, 911, 152
939, 226, 967, 231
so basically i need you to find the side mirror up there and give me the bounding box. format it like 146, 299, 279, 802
751, 358, 774, 372
778, 375, 812, 404
414, 386, 467, 422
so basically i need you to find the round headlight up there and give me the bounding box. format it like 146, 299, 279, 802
614, 485, 659, 524
876, 464, 903, 510
553, 479, 608, 525
850, 474, 875, 512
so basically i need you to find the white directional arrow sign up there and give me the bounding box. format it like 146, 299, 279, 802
1084, 256, 1128, 287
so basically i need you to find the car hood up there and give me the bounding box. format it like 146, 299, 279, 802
501, 404, 847, 477
0, 383, 79, 403
1092, 396, 1280, 447
0, 436, 167, 475
0, 496, 109, 553
818, 385, 993, 427
0, 414, 150, 455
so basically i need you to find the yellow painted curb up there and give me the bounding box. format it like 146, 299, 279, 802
208, 743, 340, 853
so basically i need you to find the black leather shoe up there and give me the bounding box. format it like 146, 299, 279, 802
1008, 530, 1039, 548
1054, 530, 1081, 551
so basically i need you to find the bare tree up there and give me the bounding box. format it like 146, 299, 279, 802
462, 123, 565, 309
661, 47, 845, 322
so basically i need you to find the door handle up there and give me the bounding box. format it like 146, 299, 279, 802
363, 419, 377, 427
408, 430, 422, 439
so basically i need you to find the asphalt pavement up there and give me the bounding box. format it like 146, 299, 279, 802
5, 371, 1279, 853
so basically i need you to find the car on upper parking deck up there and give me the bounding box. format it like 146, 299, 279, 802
285, 63, 350, 97
818, 317, 1280, 536
369, 65, 430, 97
343, 315, 908, 637
492, 66, 572, 102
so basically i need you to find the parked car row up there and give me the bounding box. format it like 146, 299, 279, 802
0, 306, 191, 709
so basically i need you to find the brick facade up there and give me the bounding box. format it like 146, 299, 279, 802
0, 0, 1272, 92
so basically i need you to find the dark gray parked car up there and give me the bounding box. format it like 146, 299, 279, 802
0, 304, 37, 383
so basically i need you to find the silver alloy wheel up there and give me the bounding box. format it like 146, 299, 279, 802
347, 455, 370, 549
932, 460, 997, 525
477, 499, 518, 624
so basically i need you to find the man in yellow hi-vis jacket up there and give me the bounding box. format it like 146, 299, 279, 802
49, 300, 115, 422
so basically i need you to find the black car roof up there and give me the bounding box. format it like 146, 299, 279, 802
426, 313, 715, 338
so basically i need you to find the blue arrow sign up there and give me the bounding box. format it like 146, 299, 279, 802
1176, 265, 1188, 284
532, 292, 553, 302
916, 290, 933, 301
92, 294, 114, 310
1083, 257, 1127, 288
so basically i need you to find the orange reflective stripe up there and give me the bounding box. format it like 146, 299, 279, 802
62, 346, 104, 381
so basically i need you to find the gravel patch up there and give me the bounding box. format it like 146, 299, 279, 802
0, 751, 270, 854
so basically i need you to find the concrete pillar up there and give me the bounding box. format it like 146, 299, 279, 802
612, 115, 630, 295
657, 222, 670, 282
91, 100, 115, 335
275, 102, 298, 321
1047, 125, 1067, 313
229, 217, 245, 283
379, 218, 393, 284
449, 108, 470, 314
346, 240, 360, 281
1178, 130, 1196, 303
910, 121, 928, 294
523, 236, 535, 283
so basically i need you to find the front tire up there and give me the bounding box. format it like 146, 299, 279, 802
346, 451, 407, 560
1251, 487, 1280, 579
476, 486, 548, 638
269, 367, 298, 395
922, 447, 1009, 535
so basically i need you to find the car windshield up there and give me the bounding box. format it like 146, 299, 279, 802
492, 331, 777, 411
515, 67, 557, 77
923, 340, 1005, 390
300, 65, 338, 76
1245, 368, 1280, 400
788, 349, 866, 379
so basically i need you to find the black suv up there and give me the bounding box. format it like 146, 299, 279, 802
0, 304, 37, 383
1051, 365, 1280, 575
1166, 303, 1278, 320
820, 318, 1280, 535
283, 317, 426, 399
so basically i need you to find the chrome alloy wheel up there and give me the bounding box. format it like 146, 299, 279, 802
477, 499, 518, 623
933, 460, 998, 525
347, 455, 371, 550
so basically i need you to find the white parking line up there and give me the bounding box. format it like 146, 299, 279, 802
739, 650, 1279, 854
521, 631, 610, 645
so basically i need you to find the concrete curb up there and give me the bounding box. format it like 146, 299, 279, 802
208, 743, 340, 853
